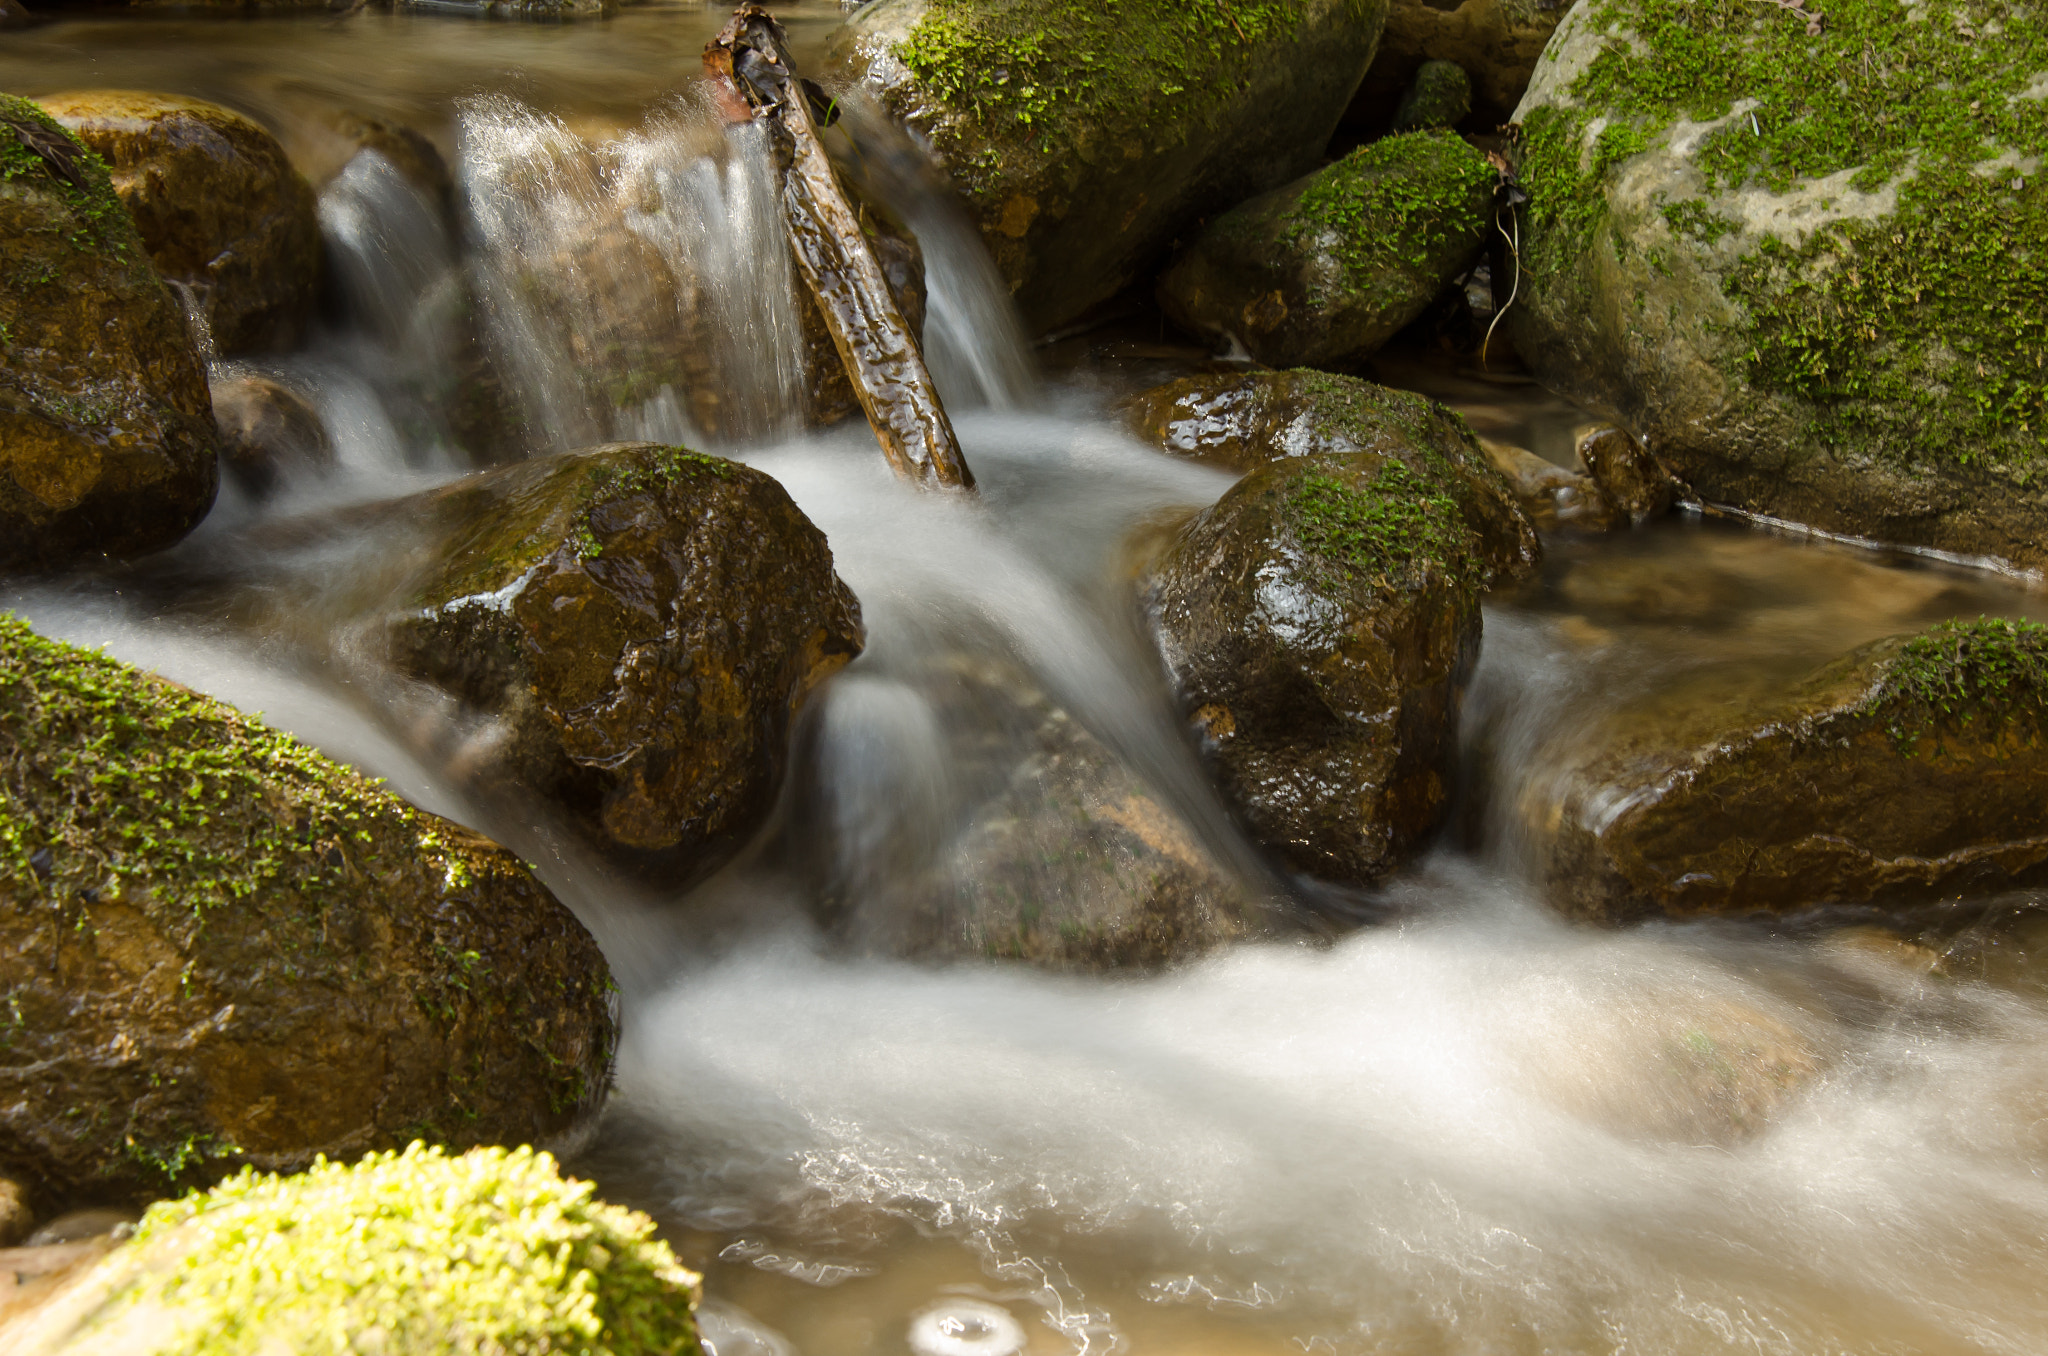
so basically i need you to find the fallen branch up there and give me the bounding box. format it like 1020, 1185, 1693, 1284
706, 4, 975, 490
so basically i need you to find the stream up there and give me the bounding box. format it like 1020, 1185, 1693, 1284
9, 12, 2048, 1356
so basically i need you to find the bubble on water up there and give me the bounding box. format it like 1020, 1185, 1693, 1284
908, 1299, 1028, 1356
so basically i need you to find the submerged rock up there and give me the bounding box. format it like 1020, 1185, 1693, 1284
1352, 0, 1567, 132
1531, 617, 2048, 923
38, 91, 322, 357
0, 614, 615, 1211
1157, 130, 1496, 369
0, 94, 218, 570
209, 371, 332, 499
1508, 0, 2048, 567
830, 0, 1387, 332
1, 1145, 699, 1356
385, 444, 863, 886
1139, 372, 1538, 885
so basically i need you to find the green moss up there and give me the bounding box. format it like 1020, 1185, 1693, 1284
0, 93, 136, 260
1289, 459, 1476, 592
1516, 0, 2048, 469
117, 1143, 701, 1356
1284, 129, 1495, 306
1863, 616, 2048, 753
1285, 369, 1452, 452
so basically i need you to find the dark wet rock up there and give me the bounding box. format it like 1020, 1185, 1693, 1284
209, 371, 332, 499
1, 1145, 699, 1356
1530, 617, 2048, 923
0, 94, 218, 571
1575, 424, 1674, 525
1394, 59, 1473, 132
0, 0, 32, 30
384, 444, 863, 885
1138, 372, 1538, 885
38, 92, 322, 357
1351, 0, 1567, 133
804, 658, 1265, 970
1480, 436, 1621, 532
0, 613, 616, 1211
830, 0, 1388, 333
1509, 1, 2048, 567
1157, 130, 1495, 369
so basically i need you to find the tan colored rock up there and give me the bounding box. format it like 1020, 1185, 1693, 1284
38, 91, 322, 356
0, 614, 617, 1210
0, 94, 218, 570
209, 372, 332, 498
1575, 424, 1674, 524
1479, 436, 1619, 530
0, 1175, 30, 1248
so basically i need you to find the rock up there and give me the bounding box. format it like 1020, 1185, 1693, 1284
0, 94, 218, 571
37, 92, 322, 358
21, 1212, 132, 1248
382, 444, 863, 885
0, 613, 616, 1209
829, 0, 1389, 333
1530, 617, 2048, 923
0, 1144, 699, 1356
208, 372, 332, 498
1393, 59, 1473, 132
802, 659, 1264, 969
1157, 130, 1496, 369
1479, 435, 1620, 531
1350, 0, 1567, 133
294, 108, 452, 202
1575, 424, 1673, 524
1507, 1, 2048, 567
0, 0, 32, 31
1138, 371, 1538, 885
0, 1176, 29, 1248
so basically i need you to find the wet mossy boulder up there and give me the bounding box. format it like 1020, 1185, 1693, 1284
1530, 617, 2048, 923
1392, 59, 1474, 132
1158, 129, 1496, 368
830, 0, 1388, 333
1508, 0, 2048, 567
0, 94, 218, 571
1352, 0, 1567, 132
1138, 372, 1538, 885
0, 613, 616, 1212
2, 1144, 700, 1356
384, 444, 863, 886
38, 91, 322, 357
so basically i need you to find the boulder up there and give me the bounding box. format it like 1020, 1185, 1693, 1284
382, 444, 863, 886
801, 658, 1264, 969
0, 1145, 699, 1356
1574, 423, 1674, 524
1350, 0, 1568, 134
208, 371, 332, 499
1480, 435, 1620, 532
0, 613, 616, 1211
1529, 617, 2048, 923
1393, 59, 1473, 133
0, 0, 32, 31
1137, 371, 1538, 884
1157, 130, 1496, 369
37, 92, 321, 357
0, 94, 218, 571
1507, 0, 2048, 567
829, 0, 1388, 332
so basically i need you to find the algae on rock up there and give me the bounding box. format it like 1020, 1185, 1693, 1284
1158, 129, 1497, 368
0, 93, 218, 570
0, 613, 616, 1211
1508, 0, 2048, 566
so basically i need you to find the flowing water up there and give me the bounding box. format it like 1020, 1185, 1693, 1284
11, 14, 2048, 1356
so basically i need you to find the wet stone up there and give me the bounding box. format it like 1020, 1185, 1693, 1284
209, 371, 333, 499
1393, 59, 1474, 132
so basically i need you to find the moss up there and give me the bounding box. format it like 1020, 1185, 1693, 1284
1284, 129, 1496, 305
1289, 459, 1477, 593
1516, 0, 2048, 470
1862, 616, 2048, 753
0, 92, 136, 260
1284, 369, 1466, 457
115, 1143, 701, 1356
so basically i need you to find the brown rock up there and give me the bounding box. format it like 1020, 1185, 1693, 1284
1479, 436, 1622, 531
38, 91, 322, 356
209, 372, 332, 498
383, 444, 863, 885
1576, 424, 1675, 524
0, 94, 218, 570
0, 1175, 29, 1248
0, 614, 616, 1210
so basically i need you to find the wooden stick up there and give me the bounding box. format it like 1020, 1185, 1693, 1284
705, 4, 975, 490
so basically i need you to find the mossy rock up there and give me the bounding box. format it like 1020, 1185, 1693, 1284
1507, 0, 2048, 567
797, 656, 1267, 970
0, 614, 616, 1212
0, 93, 218, 571
1529, 617, 2048, 923
828, 0, 1389, 333
1351, 0, 1568, 133
38, 92, 321, 358
1158, 129, 1496, 368
1138, 372, 1538, 885
1392, 59, 1474, 132
384, 443, 864, 886
0, 1144, 699, 1356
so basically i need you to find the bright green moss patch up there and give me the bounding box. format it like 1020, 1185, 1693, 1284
1287, 130, 1495, 305
118, 1143, 701, 1356
1864, 616, 2048, 752
1517, 0, 2048, 467
1290, 459, 1476, 591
